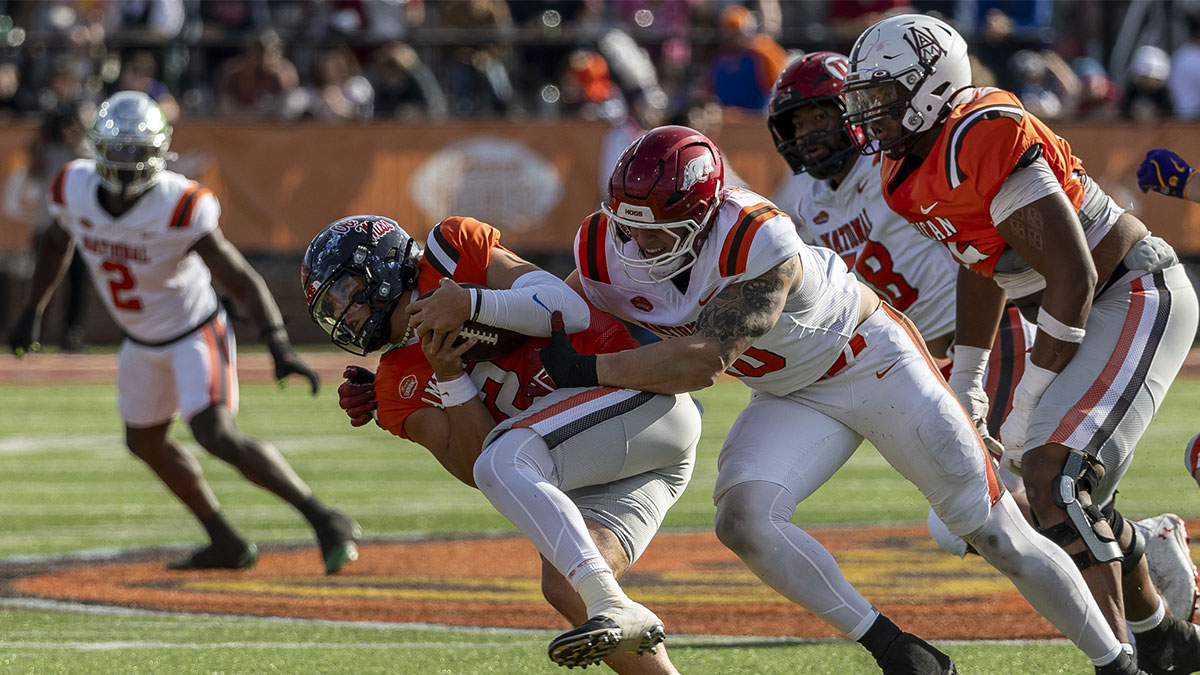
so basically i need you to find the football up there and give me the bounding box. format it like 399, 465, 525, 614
417, 284, 531, 362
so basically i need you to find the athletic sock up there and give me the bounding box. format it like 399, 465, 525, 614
574, 566, 624, 618
1128, 595, 1167, 634
200, 512, 244, 548
297, 495, 332, 527
858, 614, 902, 662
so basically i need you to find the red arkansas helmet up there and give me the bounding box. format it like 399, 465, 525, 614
603, 125, 724, 282
767, 52, 863, 179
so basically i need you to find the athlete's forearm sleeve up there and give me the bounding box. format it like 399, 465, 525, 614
476, 270, 590, 336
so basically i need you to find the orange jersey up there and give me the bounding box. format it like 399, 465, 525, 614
880, 88, 1086, 276
374, 216, 639, 440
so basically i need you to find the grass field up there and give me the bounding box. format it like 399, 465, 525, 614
2, 349, 1200, 674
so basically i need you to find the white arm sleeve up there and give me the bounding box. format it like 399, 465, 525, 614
988, 155, 1064, 226
475, 269, 590, 337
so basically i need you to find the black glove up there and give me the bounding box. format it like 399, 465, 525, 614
537, 311, 598, 389
8, 307, 41, 357
267, 338, 321, 395
338, 366, 377, 427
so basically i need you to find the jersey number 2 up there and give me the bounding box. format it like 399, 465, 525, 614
856, 240, 918, 311
101, 260, 143, 311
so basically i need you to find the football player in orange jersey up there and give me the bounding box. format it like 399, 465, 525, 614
844, 15, 1200, 674
6, 92, 359, 575
304, 215, 698, 673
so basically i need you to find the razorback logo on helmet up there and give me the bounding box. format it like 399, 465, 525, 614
903, 25, 946, 65
330, 218, 397, 241
399, 374, 418, 399
630, 296, 654, 312
681, 154, 716, 191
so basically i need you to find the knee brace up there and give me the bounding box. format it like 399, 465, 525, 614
1036, 450, 1122, 570
1105, 502, 1146, 575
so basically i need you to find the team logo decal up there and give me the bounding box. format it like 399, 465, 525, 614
331, 218, 396, 242
813, 210, 830, 225
630, 296, 654, 312
305, 282, 319, 304
903, 25, 946, 65
822, 54, 849, 81
681, 154, 716, 191
399, 374, 418, 399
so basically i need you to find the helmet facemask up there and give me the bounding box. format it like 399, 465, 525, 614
90, 91, 172, 197
602, 199, 716, 284
842, 77, 926, 159
769, 99, 857, 179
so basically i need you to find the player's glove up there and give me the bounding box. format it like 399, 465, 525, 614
338, 366, 377, 427
998, 406, 1030, 476
537, 311, 598, 389
7, 307, 41, 357
267, 337, 321, 395
1137, 148, 1195, 200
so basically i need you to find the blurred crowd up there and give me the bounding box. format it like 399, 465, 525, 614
0, 0, 1198, 129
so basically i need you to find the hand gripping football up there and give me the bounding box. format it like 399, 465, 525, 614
417, 284, 530, 362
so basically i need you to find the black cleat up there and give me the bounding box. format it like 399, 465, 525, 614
547, 601, 665, 669
167, 542, 258, 571
314, 510, 361, 575
877, 631, 958, 674
1098, 651, 1150, 675
1136, 614, 1200, 674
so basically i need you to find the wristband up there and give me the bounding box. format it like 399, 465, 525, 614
469, 288, 482, 323
949, 345, 990, 383
438, 373, 479, 407
1036, 307, 1085, 343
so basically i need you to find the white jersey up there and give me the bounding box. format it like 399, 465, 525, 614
47, 161, 221, 343
576, 187, 862, 395
782, 154, 958, 341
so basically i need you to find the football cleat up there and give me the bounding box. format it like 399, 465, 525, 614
1134, 614, 1200, 675
548, 600, 665, 669
1136, 514, 1200, 622
1096, 651, 1149, 675
167, 542, 259, 571
314, 510, 361, 575
877, 631, 958, 675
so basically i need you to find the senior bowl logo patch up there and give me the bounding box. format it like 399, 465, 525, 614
813, 210, 830, 225
399, 374, 418, 399
630, 296, 655, 312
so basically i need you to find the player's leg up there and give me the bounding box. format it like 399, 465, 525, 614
1021, 263, 1198, 672
177, 317, 358, 573
117, 339, 256, 570
711, 391, 955, 674
540, 520, 679, 675
851, 306, 1126, 672
474, 388, 699, 668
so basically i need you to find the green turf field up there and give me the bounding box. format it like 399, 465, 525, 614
2, 363, 1199, 674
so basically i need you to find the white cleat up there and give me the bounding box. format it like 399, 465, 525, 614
547, 599, 665, 669
1136, 513, 1200, 622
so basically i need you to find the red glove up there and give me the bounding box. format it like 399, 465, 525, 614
338, 366, 377, 427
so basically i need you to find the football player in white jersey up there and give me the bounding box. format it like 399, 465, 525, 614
539, 125, 1145, 674
6, 92, 360, 575
770, 54, 1200, 630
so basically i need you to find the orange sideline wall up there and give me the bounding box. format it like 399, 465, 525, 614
1, 119, 1199, 256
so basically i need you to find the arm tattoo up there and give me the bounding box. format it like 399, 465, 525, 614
696, 256, 796, 353
1006, 205, 1045, 251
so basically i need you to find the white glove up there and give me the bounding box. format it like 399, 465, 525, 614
999, 405, 1031, 475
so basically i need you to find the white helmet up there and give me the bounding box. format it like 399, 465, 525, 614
842, 14, 971, 157
89, 91, 172, 197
